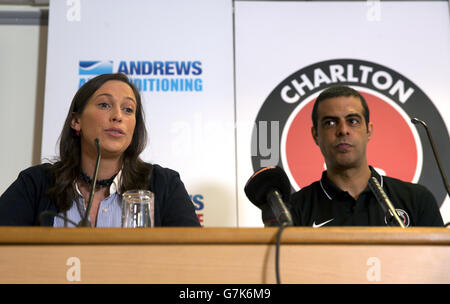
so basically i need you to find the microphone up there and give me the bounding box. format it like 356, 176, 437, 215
411, 118, 450, 196
368, 177, 405, 228
77, 138, 101, 227
244, 166, 294, 226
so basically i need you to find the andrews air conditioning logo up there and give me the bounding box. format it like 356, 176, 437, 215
79, 61, 113, 75
251, 58, 449, 208
78, 60, 203, 92
190, 194, 205, 226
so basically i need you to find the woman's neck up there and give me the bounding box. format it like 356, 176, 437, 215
80, 154, 121, 180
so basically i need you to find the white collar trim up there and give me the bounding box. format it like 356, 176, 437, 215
319, 171, 383, 201
320, 179, 333, 200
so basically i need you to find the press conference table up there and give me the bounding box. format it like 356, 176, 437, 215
0, 227, 449, 283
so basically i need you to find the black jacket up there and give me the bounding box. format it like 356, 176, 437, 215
0, 163, 201, 227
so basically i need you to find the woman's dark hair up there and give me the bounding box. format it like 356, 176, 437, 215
47, 73, 153, 211
311, 85, 370, 131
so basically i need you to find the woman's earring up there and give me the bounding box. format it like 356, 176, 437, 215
76, 130, 80, 136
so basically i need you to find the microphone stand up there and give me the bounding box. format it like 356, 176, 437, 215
411, 118, 450, 197
266, 190, 293, 284
77, 138, 101, 227
266, 190, 294, 226
368, 177, 405, 228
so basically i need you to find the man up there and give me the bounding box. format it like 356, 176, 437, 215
288, 85, 443, 227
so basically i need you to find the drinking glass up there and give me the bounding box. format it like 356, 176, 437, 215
122, 190, 154, 228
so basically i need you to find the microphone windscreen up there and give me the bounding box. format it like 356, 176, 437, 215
244, 166, 291, 207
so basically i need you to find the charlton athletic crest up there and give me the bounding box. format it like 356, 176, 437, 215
251, 59, 450, 208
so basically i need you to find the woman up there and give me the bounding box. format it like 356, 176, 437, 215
0, 73, 200, 227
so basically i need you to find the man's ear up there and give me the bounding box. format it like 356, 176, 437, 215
367, 122, 373, 141
311, 126, 319, 145
71, 113, 81, 132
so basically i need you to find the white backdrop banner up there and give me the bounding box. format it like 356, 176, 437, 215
43, 0, 236, 226
43, 0, 450, 227
234, 1, 450, 226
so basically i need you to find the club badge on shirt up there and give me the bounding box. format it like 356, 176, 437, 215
384, 208, 410, 227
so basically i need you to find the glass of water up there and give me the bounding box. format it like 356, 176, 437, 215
122, 190, 154, 228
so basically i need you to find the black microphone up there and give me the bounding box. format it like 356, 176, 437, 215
244, 166, 294, 226
411, 117, 450, 196
77, 138, 101, 227
368, 177, 405, 228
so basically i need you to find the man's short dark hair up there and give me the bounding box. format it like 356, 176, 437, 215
311, 85, 370, 130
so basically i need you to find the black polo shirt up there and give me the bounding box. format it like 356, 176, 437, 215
288, 166, 444, 227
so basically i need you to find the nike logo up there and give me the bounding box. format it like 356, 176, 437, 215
312, 218, 334, 228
